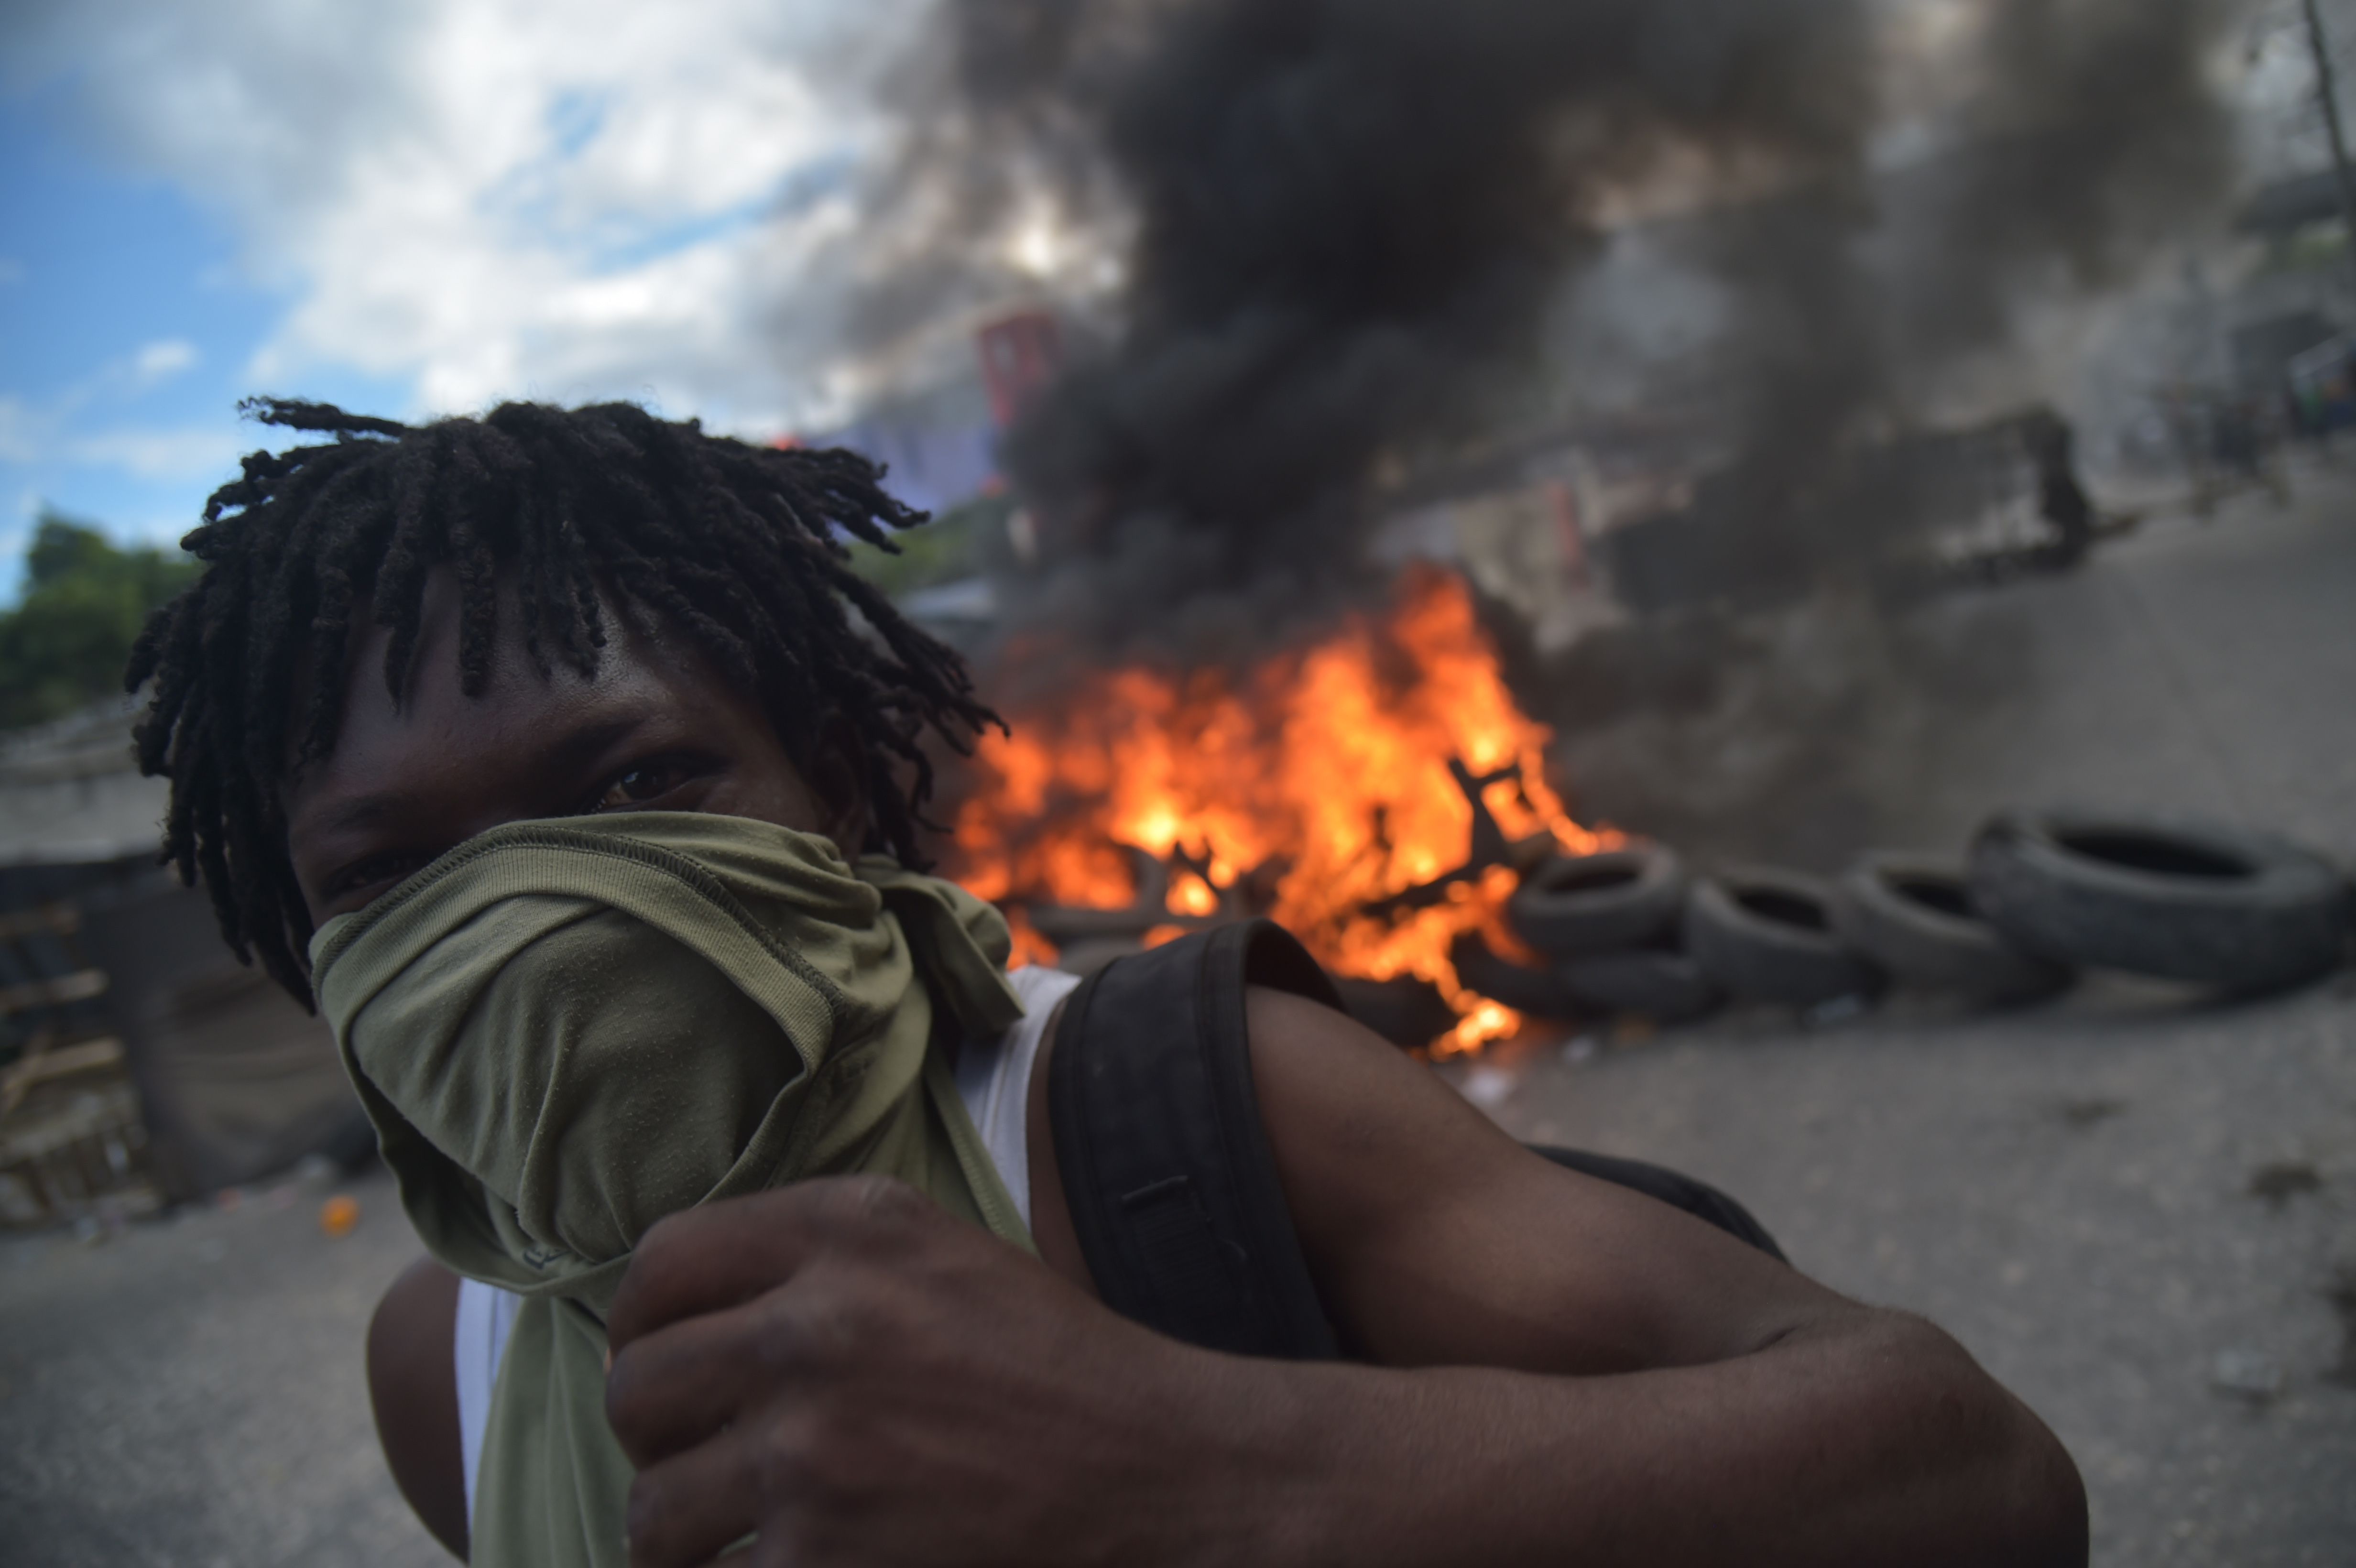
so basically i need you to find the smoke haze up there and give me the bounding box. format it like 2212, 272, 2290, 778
852, 0, 2249, 655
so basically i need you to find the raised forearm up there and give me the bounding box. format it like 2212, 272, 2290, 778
608, 1184, 2084, 1568
1215, 1309, 2085, 1568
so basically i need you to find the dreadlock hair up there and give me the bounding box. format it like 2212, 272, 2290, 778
127, 397, 1002, 1006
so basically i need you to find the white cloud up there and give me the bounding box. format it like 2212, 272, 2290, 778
0, 339, 225, 486
132, 338, 198, 387
63, 426, 245, 483
0, 385, 241, 483
5, 0, 931, 434
0, 398, 37, 465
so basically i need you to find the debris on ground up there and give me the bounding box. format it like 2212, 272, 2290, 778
319, 1194, 360, 1238
2209, 1348, 2286, 1404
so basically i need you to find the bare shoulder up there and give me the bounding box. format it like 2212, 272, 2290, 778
1024, 974, 1864, 1374
1239, 985, 1858, 1371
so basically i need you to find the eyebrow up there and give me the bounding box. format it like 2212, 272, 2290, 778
297, 708, 671, 841
307, 790, 412, 838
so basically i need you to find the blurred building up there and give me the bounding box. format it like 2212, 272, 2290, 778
975, 310, 1065, 429
2228, 169, 2356, 418
799, 310, 1072, 522
815, 371, 1002, 516
0, 703, 360, 1225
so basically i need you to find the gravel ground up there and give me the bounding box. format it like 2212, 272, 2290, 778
2, 468, 2351, 1566
1453, 971, 2356, 1568
0, 1164, 445, 1567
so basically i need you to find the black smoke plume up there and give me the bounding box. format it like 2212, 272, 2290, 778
853, 0, 2245, 653
1584, 0, 2242, 604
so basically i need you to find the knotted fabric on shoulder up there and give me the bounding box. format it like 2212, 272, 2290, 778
1048, 918, 1344, 1361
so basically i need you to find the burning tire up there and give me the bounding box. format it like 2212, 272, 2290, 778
1684, 868, 1883, 1007
1552, 945, 1722, 1024
1508, 843, 1687, 958
1831, 853, 2071, 1004
1966, 809, 2349, 994
1450, 933, 1585, 1022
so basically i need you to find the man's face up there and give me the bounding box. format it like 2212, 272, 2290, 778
285, 571, 864, 924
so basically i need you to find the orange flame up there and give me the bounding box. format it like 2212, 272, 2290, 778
950, 565, 1615, 1053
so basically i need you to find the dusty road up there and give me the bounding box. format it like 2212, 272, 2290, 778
0, 1164, 444, 1568
1456, 971, 2356, 1568
2, 466, 2351, 1567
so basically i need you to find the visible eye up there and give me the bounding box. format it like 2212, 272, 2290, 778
326, 848, 436, 902
585, 755, 712, 813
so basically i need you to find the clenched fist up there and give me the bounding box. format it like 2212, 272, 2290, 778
603, 1176, 1328, 1568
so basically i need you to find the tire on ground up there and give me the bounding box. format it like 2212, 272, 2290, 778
1684, 867, 1884, 1007
1450, 933, 1585, 1021
1831, 852, 2071, 1004
1552, 946, 1723, 1024
1965, 808, 2349, 994
1509, 842, 1687, 958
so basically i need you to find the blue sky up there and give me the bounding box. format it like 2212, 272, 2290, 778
0, 0, 969, 603
0, 90, 407, 591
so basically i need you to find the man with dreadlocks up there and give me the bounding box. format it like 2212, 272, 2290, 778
131, 399, 2084, 1568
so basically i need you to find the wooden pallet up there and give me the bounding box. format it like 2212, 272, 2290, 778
0, 904, 156, 1227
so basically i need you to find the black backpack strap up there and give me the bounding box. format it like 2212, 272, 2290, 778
1527, 1146, 1789, 1263
1047, 918, 1343, 1360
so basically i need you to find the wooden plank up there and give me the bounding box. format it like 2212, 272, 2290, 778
0, 905, 80, 941
0, 1036, 123, 1119
7, 1036, 123, 1087
0, 969, 107, 1015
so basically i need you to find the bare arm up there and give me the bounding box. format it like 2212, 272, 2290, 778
1228, 986, 2085, 1565
367, 1256, 468, 1561
601, 987, 2083, 1567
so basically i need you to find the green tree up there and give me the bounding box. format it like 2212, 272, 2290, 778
842, 492, 1008, 598
0, 511, 199, 730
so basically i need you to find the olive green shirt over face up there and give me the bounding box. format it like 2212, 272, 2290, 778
312, 813, 1032, 1568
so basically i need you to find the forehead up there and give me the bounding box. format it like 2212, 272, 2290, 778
288, 571, 753, 795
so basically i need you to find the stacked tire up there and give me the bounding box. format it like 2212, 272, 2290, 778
1500, 850, 2025, 1020
1829, 853, 2067, 1006
1498, 844, 1723, 1024
1812, 810, 2348, 1003
1683, 866, 1883, 1010
1451, 807, 2352, 1030
1963, 809, 2348, 995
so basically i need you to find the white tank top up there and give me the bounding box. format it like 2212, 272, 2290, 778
453, 965, 1080, 1521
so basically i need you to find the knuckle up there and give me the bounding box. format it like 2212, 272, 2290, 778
746, 1289, 814, 1376
820, 1175, 957, 1271
602, 1379, 683, 1469
751, 1407, 827, 1504
829, 1171, 921, 1230
864, 1171, 923, 1214
624, 1472, 685, 1563
603, 1349, 650, 1435
630, 1207, 694, 1272
760, 1275, 872, 1366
